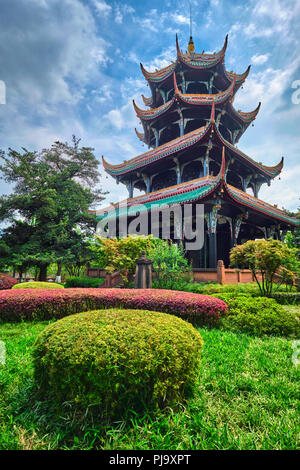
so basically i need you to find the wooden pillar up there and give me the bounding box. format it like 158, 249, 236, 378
208, 206, 218, 268
128, 180, 133, 199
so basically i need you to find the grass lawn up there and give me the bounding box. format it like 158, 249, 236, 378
0, 320, 299, 450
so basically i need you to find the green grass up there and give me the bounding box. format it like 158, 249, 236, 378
0, 321, 299, 450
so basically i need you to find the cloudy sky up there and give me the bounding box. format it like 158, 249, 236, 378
0, 0, 300, 211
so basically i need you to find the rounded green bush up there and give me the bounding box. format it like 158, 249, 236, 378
33, 309, 203, 414
215, 294, 300, 337
12, 281, 64, 289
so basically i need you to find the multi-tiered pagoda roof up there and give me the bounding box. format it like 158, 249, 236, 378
100, 33, 299, 267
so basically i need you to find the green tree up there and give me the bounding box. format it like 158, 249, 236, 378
148, 240, 191, 289
230, 239, 297, 296
92, 235, 153, 285
0, 136, 106, 281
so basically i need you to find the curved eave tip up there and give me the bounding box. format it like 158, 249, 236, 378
140, 62, 149, 79
102, 155, 109, 170
255, 101, 261, 116
223, 34, 228, 53
176, 33, 181, 57
132, 99, 142, 115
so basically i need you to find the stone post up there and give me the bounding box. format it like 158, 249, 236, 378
217, 260, 225, 285
134, 251, 153, 289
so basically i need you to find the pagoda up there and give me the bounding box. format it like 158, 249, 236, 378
99, 34, 300, 268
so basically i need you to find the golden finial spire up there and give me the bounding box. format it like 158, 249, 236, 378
187, 1, 194, 53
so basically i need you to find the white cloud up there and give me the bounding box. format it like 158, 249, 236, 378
251, 54, 270, 65
144, 46, 176, 72
171, 13, 190, 25
92, 0, 112, 17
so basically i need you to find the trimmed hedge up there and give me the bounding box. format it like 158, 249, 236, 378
65, 277, 105, 288
0, 273, 18, 290
213, 294, 300, 338
0, 288, 227, 325
270, 292, 300, 305
33, 309, 204, 413
12, 282, 64, 290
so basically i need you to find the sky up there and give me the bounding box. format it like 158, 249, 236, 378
0, 0, 300, 212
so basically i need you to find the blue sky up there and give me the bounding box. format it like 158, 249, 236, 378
0, 0, 300, 211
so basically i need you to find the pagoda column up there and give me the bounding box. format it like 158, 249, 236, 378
208, 203, 220, 268
158, 88, 166, 103
208, 73, 216, 93
232, 129, 240, 145
142, 173, 153, 194
180, 72, 186, 93
253, 181, 263, 198
232, 214, 244, 247
152, 128, 159, 148
242, 175, 252, 192
126, 179, 134, 199
173, 158, 181, 184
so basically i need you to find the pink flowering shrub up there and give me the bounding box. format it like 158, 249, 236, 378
0, 273, 18, 290
0, 288, 227, 326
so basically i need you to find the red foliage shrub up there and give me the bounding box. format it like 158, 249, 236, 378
0, 288, 227, 326
0, 273, 18, 290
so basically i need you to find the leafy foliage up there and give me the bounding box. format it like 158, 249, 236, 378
65, 277, 104, 288
148, 240, 191, 290
91, 235, 153, 285
230, 239, 297, 295
0, 288, 227, 325
12, 282, 64, 290
270, 292, 300, 305
0, 137, 106, 280
213, 294, 300, 337
33, 309, 204, 414
0, 273, 18, 290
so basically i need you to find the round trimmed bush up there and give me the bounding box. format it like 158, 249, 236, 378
12, 281, 64, 289
33, 309, 204, 413
0, 273, 18, 290
214, 294, 300, 337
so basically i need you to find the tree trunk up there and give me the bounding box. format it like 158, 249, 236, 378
38, 264, 48, 282
55, 261, 62, 283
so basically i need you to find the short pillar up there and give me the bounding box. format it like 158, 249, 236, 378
105, 272, 112, 288
134, 251, 153, 289
217, 260, 225, 285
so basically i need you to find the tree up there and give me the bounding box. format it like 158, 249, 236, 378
92, 235, 153, 285
0, 136, 107, 281
230, 239, 297, 296
148, 240, 191, 289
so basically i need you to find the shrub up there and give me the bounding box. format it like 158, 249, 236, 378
149, 241, 192, 290
65, 277, 104, 288
92, 235, 153, 285
270, 292, 300, 305
0, 273, 18, 290
213, 294, 300, 338
0, 288, 227, 325
230, 239, 297, 295
12, 281, 64, 290
33, 309, 204, 413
